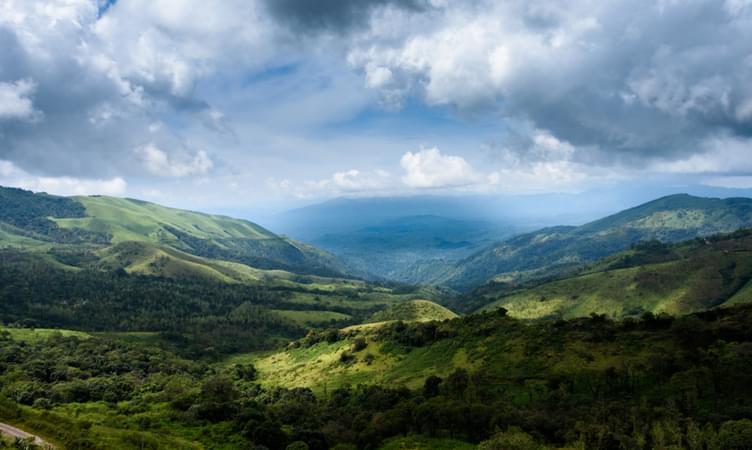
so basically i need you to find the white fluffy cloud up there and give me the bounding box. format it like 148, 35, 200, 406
349, 0, 752, 164
400, 147, 475, 188
137, 144, 213, 177
2, 0, 752, 205
0, 79, 40, 121
651, 134, 752, 174
0, 159, 126, 196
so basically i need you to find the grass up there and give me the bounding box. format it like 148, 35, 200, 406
248, 328, 486, 393
476, 238, 752, 320
246, 305, 688, 398
55, 196, 274, 244
271, 309, 352, 326
0, 327, 90, 342
378, 434, 476, 450
367, 299, 458, 323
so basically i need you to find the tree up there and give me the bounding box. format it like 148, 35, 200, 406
477, 427, 538, 450
716, 419, 752, 450
423, 375, 442, 398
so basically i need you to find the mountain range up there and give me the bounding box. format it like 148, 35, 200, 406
439, 194, 752, 291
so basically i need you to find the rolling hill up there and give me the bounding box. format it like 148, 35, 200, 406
439, 194, 752, 291
0, 186, 456, 355
472, 229, 752, 319
366, 299, 458, 323
0, 186, 344, 277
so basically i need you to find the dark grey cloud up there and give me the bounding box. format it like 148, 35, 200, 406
261, 0, 430, 33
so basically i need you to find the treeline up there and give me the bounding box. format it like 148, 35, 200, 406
0, 250, 305, 356
164, 225, 345, 278
0, 186, 109, 244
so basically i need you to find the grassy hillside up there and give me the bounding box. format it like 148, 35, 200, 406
2, 287, 752, 448
234, 303, 752, 448
440, 194, 752, 292
471, 229, 752, 319
0, 186, 345, 277
367, 299, 458, 323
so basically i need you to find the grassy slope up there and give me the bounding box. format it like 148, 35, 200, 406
367, 299, 458, 323
0, 187, 344, 278
440, 194, 752, 292
247, 305, 464, 393
1, 188, 434, 328
57, 196, 274, 243
246, 303, 750, 395
476, 230, 752, 319
0, 326, 90, 342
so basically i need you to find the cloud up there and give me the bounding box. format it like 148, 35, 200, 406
268, 168, 393, 198
2, 0, 752, 206
650, 134, 752, 174
348, 0, 752, 165
26, 176, 127, 196
0, 0, 280, 179
0, 79, 41, 121
400, 147, 475, 188
702, 176, 752, 189
137, 144, 213, 177
0, 159, 126, 196
260, 0, 429, 33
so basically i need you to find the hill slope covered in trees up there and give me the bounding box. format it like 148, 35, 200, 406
439, 194, 752, 291
470, 229, 752, 318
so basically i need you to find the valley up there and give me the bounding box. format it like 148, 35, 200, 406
2, 186, 752, 449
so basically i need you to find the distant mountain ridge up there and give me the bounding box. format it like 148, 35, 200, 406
439, 194, 752, 291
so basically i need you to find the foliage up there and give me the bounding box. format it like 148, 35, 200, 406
468, 228, 752, 318
367, 300, 458, 323
441, 194, 752, 293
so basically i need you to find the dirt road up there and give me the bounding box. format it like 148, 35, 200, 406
0, 422, 53, 448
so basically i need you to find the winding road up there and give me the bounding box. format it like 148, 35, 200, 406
0, 422, 53, 448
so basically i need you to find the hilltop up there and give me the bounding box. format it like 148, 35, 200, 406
366, 299, 458, 323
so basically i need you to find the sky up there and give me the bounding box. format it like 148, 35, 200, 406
1, 0, 752, 214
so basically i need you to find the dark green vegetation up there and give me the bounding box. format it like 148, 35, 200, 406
3, 305, 752, 449
249, 304, 752, 449
460, 229, 752, 317
0, 186, 440, 358
441, 194, 752, 292
0, 248, 436, 358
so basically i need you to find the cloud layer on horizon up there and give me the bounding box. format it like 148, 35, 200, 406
0, 0, 751, 206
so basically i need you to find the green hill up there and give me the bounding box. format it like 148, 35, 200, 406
439, 194, 752, 292
367, 299, 458, 323
0, 186, 344, 277
470, 229, 752, 319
